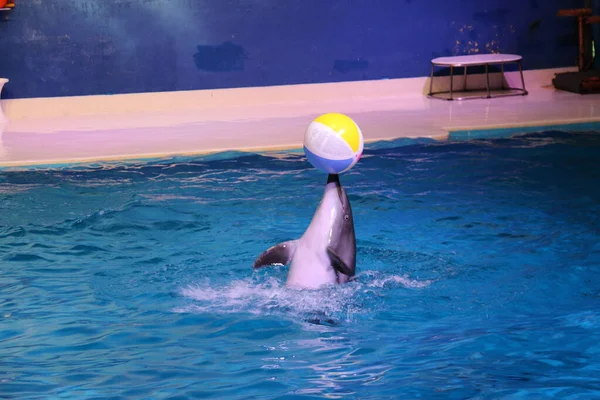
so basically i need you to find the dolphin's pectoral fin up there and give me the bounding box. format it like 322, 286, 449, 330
253, 240, 298, 269
326, 247, 353, 276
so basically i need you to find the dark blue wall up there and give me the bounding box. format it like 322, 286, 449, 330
0, 0, 580, 99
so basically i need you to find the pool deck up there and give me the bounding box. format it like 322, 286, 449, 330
2, 66, 600, 167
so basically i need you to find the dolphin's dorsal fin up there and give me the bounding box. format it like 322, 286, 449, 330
253, 240, 298, 269
326, 247, 354, 276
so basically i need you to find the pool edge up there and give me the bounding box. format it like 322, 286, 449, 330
448, 119, 600, 141
0, 134, 448, 170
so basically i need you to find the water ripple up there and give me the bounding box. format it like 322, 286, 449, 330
1, 131, 600, 398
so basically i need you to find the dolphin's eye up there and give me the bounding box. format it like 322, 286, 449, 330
344, 214, 349, 221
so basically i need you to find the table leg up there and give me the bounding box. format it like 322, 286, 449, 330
449, 65, 454, 100
485, 63, 491, 98
429, 63, 434, 95
501, 62, 505, 90
463, 66, 467, 92
518, 60, 527, 94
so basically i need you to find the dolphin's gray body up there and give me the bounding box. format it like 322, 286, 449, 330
253, 174, 356, 289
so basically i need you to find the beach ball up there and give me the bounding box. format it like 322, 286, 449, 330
303, 113, 364, 174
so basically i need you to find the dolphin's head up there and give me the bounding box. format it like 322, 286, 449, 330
327, 175, 355, 239
325, 174, 356, 282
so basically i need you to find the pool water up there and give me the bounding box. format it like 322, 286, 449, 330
1, 130, 600, 399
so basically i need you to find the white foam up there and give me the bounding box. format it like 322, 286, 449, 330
174, 271, 432, 322
367, 274, 432, 289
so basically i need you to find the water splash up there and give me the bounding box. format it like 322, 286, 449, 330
174, 271, 431, 324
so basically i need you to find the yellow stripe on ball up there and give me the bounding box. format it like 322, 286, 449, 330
313, 113, 361, 153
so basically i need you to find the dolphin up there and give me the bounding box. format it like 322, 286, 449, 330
253, 174, 356, 289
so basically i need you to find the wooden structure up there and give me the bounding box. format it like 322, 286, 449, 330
554, 4, 600, 94
557, 8, 593, 71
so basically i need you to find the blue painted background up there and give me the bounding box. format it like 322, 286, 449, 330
0, 0, 580, 99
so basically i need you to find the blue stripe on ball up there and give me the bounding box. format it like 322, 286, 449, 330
304, 146, 354, 174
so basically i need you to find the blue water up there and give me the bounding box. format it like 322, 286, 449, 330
1, 131, 600, 399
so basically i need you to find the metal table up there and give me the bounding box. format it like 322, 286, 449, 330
428, 54, 528, 101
